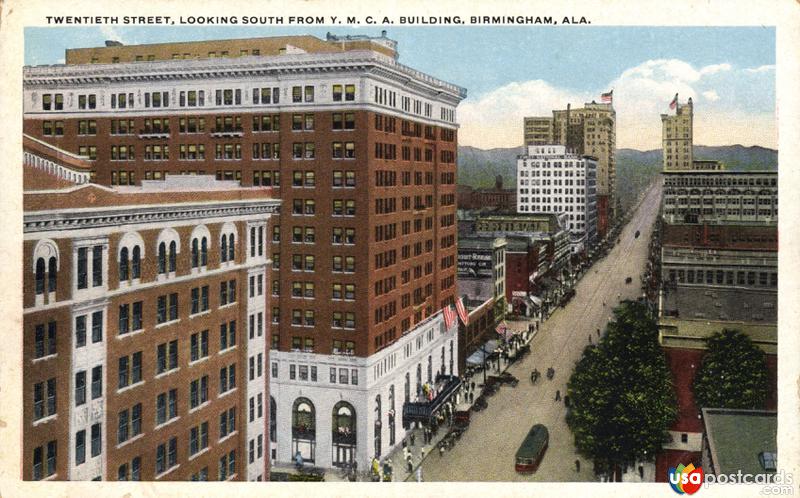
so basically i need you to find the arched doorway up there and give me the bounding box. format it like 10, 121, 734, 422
292, 398, 316, 462
331, 401, 356, 467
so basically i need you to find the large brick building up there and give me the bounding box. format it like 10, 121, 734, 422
23, 32, 466, 471
22, 136, 279, 481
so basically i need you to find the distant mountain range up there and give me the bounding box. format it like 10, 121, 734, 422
458, 144, 778, 213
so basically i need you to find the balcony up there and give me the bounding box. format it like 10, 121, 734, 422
402, 374, 462, 429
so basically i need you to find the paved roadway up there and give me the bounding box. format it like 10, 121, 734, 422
420, 182, 663, 482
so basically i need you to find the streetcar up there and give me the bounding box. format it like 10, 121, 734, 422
514, 424, 549, 473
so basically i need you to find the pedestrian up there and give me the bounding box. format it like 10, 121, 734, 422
596, 328, 600, 337
421, 448, 426, 460
407, 458, 413, 473
410, 433, 415, 446
575, 459, 581, 472
439, 445, 445, 457
469, 392, 473, 403
471, 381, 475, 391
555, 390, 561, 401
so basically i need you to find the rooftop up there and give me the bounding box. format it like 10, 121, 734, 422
703, 408, 777, 475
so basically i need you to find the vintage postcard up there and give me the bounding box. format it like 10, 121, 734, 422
1, 0, 798, 497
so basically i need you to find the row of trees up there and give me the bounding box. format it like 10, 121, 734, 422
566, 301, 769, 480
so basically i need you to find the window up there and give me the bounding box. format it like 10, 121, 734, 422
190, 376, 209, 409
220, 279, 237, 305
156, 389, 178, 425
219, 364, 236, 394
118, 403, 142, 444
75, 371, 87, 406
33, 378, 57, 420
218, 449, 236, 480
157, 340, 179, 374
219, 407, 236, 439
191, 286, 209, 314
219, 320, 236, 351
155, 437, 177, 475
118, 352, 142, 389
91, 366, 102, 399
91, 423, 102, 457
190, 330, 209, 362
189, 421, 209, 456
75, 430, 86, 466
118, 301, 143, 335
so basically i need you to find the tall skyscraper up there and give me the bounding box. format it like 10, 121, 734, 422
23, 32, 466, 473
661, 97, 694, 171
524, 101, 616, 237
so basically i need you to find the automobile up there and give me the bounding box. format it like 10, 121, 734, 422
625, 276, 632, 284
515, 424, 549, 473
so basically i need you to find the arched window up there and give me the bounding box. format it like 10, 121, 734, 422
228, 233, 235, 262
191, 238, 199, 268
292, 398, 316, 462
404, 372, 410, 403
35, 258, 45, 295
374, 395, 382, 458
131, 246, 141, 279
332, 401, 356, 467
158, 242, 167, 274
441, 346, 446, 377
221, 235, 228, 263
119, 247, 129, 281
168, 241, 177, 272
427, 355, 433, 383
47, 257, 57, 293
200, 237, 208, 266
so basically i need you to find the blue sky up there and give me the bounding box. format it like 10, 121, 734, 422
25, 26, 776, 150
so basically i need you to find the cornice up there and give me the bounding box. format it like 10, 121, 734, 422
24, 50, 466, 101
24, 199, 280, 234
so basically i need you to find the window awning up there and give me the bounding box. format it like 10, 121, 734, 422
466, 339, 500, 365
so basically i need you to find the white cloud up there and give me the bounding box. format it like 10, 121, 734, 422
100, 25, 126, 44
699, 63, 732, 76
458, 58, 774, 150
457, 80, 589, 149
745, 64, 775, 73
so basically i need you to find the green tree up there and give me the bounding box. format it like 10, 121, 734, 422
567, 301, 677, 480
692, 329, 769, 410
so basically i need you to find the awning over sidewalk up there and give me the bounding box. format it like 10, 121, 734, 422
466, 339, 500, 365
401, 374, 462, 428
529, 295, 543, 307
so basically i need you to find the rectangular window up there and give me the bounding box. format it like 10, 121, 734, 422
91, 423, 101, 457
75, 430, 86, 465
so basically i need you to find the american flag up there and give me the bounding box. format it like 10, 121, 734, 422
601, 90, 613, 103
455, 297, 469, 325
496, 323, 507, 336
669, 93, 679, 110
443, 305, 457, 330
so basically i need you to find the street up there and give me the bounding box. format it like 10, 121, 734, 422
419, 181, 663, 481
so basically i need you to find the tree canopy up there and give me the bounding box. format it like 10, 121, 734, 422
566, 300, 677, 478
692, 329, 770, 410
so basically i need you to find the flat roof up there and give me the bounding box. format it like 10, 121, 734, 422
703, 408, 776, 475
